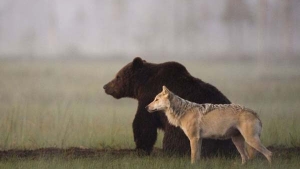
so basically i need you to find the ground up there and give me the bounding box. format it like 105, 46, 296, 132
0, 146, 299, 159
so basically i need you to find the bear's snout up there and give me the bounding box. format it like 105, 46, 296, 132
103, 82, 123, 99
103, 83, 112, 95
103, 84, 108, 90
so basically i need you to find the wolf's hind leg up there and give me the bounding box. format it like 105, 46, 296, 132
232, 135, 248, 165
245, 143, 257, 159
244, 135, 272, 164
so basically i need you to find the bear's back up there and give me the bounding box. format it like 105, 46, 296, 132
142, 61, 230, 105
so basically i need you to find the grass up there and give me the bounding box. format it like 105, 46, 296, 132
0, 60, 136, 150
0, 58, 300, 168
0, 153, 300, 169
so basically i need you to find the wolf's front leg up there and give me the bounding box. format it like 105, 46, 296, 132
190, 137, 200, 164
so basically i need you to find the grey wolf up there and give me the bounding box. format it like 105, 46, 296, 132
146, 86, 272, 164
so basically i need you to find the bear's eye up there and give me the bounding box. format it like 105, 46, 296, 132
155, 98, 158, 102
116, 76, 120, 80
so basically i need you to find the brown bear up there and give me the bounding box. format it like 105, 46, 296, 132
103, 57, 236, 156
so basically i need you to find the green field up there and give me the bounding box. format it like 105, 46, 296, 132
0, 58, 300, 168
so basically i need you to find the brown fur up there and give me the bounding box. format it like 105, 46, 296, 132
146, 86, 272, 165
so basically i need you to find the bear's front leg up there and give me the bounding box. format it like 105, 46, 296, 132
163, 124, 191, 155
132, 106, 158, 155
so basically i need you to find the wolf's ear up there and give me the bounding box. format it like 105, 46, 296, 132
162, 86, 170, 94
132, 57, 144, 70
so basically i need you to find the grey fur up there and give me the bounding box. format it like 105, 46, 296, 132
168, 90, 256, 118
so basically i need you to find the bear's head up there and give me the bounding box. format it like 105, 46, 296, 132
103, 57, 146, 99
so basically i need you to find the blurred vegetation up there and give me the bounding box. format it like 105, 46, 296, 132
0, 59, 299, 150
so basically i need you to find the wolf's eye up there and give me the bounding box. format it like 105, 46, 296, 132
155, 98, 158, 102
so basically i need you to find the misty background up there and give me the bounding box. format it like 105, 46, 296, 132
0, 0, 299, 60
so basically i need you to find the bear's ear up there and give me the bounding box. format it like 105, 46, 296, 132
132, 57, 144, 70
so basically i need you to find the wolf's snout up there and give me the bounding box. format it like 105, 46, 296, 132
145, 105, 153, 112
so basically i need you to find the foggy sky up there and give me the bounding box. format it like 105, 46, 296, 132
0, 0, 299, 59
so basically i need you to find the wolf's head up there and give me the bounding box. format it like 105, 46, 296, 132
146, 86, 171, 113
